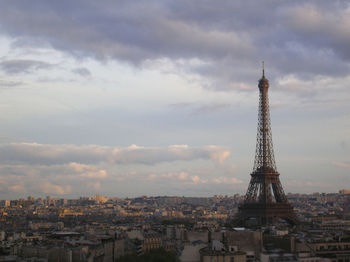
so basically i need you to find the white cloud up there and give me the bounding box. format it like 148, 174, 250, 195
191, 175, 201, 184
68, 162, 108, 179
39, 182, 72, 195
0, 162, 110, 197
0, 142, 235, 197
8, 184, 26, 193
178, 172, 188, 180
80, 170, 107, 179
333, 161, 350, 169
205, 146, 231, 164
212, 177, 243, 185
0, 142, 231, 165
139, 170, 241, 186
87, 181, 101, 191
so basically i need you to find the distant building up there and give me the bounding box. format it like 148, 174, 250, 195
261, 252, 299, 262
142, 232, 162, 252
296, 240, 350, 262
0, 231, 5, 241
199, 239, 246, 262
94, 194, 109, 203
0, 200, 10, 207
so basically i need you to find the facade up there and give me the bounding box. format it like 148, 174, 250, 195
296, 241, 350, 262
142, 232, 162, 252
261, 253, 299, 262
199, 240, 246, 262
198, 230, 262, 262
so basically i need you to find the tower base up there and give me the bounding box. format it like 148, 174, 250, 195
237, 202, 297, 226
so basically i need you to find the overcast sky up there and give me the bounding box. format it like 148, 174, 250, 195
0, 0, 349, 198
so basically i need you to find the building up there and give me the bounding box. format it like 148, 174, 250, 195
199, 240, 246, 262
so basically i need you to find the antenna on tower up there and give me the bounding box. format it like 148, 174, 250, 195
262, 61, 265, 77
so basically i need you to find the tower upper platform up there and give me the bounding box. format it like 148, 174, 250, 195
258, 74, 269, 90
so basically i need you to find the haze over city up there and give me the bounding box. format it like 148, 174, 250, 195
0, 1, 349, 198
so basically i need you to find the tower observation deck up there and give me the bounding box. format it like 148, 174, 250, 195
237, 65, 297, 225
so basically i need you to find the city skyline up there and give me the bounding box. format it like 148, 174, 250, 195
0, 1, 349, 198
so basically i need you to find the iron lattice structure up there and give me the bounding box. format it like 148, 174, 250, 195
238, 69, 297, 225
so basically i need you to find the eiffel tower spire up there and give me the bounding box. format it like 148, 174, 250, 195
237, 65, 297, 225
253, 62, 277, 173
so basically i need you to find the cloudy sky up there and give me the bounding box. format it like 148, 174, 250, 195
0, 0, 349, 198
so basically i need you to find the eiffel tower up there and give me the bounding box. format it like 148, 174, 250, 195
238, 64, 297, 225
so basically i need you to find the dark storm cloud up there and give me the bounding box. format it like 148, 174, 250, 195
0, 1, 252, 61
0, 0, 349, 88
0, 59, 54, 74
